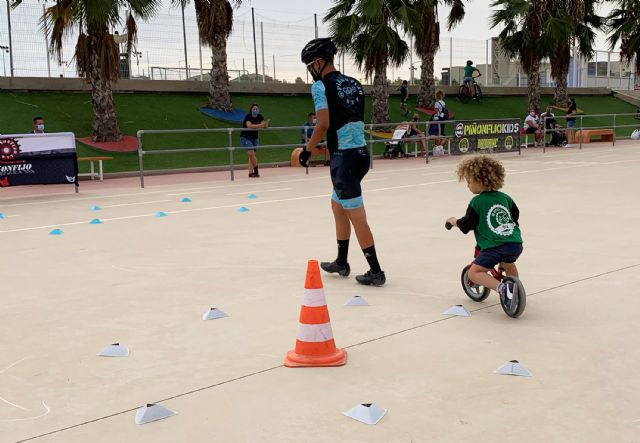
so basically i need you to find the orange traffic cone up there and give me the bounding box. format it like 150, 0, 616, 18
284, 260, 347, 367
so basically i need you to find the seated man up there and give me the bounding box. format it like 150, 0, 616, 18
301, 112, 316, 144
408, 113, 427, 156
32, 116, 45, 134
540, 107, 557, 130
300, 112, 327, 164
524, 109, 543, 146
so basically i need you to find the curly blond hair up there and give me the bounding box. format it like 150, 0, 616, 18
456, 155, 505, 191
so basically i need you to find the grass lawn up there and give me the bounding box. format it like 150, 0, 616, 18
0, 91, 637, 173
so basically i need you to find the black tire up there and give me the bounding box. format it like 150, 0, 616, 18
458, 85, 470, 104
461, 265, 491, 302
474, 84, 483, 102
500, 276, 526, 318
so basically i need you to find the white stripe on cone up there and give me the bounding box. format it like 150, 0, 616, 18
301, 288, 327, 307
297, 322, 334, 342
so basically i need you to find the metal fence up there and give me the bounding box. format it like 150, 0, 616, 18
0, 0, 637, 89
136, 112, 639, 186
136, 118, 525, 187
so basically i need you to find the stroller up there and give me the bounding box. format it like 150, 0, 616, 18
383, 124, 410, 158
544, 115, 568, 147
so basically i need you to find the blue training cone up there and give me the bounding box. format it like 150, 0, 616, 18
237, 207, 249, 213
49, 229, 64, 235
247, 194, 257, 199
90, 205, 101, 211
181, 197, 192, 203
155, 211, 168, 217
0, 213, 6, 219
89, 218, 102, 225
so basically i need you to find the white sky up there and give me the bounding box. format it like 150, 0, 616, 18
237, 0, 614, 43
0, 0, 618, 81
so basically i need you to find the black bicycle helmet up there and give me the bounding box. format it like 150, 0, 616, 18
301, 38, 338, 64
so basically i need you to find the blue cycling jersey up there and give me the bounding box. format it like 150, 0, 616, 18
311, 71, 366, 151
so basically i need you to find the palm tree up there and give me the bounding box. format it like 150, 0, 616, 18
406, 0, 467, 109
12, 0, 160, 142
325, 0, 410, 124
490, 0, 548, 112
607, 0, 640, 79
172, 1, 242, 112
543, 0, 602, 105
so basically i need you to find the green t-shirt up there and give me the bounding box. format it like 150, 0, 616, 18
468, 191, 522, 250
464, 65, 475, 77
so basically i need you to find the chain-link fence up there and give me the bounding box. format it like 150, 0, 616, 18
0, 0, 637, 90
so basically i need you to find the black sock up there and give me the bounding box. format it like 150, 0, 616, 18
336, 239, 349, 265
254, 166, 259, 174
362, 245, 381, 273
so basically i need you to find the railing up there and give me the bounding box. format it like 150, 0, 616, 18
541, 112, 639, 153
136, 117, 523, 188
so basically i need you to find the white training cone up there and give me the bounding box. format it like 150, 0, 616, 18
343, 403, 387, 425
97, 343, 129, 357
345, 295, 369, 306
494, 360, 533, 377
134, 403, 176, 425
443, 305, 471, 317
202, 308, 229, 321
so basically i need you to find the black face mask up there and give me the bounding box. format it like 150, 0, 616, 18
308, 60, 328, 82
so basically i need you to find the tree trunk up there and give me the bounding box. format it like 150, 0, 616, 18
208, 33, 233, 112
527, 58, 542, 113
551, 50, 570, 106
89, 38, 121, 142
554, 74, 569, 107
417, 49, 436, 109
371, 63, 390, 125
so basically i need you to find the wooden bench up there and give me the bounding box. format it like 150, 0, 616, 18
78, 156, 113, 181
574, 129, 614, 144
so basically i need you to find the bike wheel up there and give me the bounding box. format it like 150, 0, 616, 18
461, 265, 491, 302
458, 86, 470, 104
500, 276, 526, 318
474, 84, 483, 102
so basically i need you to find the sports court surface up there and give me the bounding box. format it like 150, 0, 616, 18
2, 142, 639, 442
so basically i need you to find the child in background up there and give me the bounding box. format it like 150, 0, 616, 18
446, 156, 523, 308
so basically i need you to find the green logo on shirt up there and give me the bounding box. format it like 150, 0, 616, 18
486, 204, 515, 236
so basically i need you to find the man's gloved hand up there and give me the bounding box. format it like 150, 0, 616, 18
299, 147, 312, 167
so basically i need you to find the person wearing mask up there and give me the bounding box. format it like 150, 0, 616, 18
300, 38, 386, 286
408, 113, 427, 156
240, 104, 269, 178
524, 109, 543, 146
301, 112, 316, 144
33, 116, 45, 134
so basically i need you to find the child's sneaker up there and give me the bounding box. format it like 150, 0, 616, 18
320, 261, 351, 277
498, 281, 516, 309
355, 270, 386, 286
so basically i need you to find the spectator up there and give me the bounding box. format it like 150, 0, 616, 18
540, 106, 556, 129
524, 108, 543, 146
33, 116, 45, 134
408, 113, 426, 156
240, 103, 269, 178
566, 98, 577, 147
397, 80, 409, 117
301, 112, 316, 144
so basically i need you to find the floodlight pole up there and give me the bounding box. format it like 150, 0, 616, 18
252, 8, 258, 76
181, 3, 189, 79
6, 0, 14, 77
